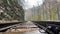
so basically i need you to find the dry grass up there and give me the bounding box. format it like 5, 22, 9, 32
1, 28, 39, 34
6, 28, 39, 32
0, 20, 22, 24
0, 32, 24, 34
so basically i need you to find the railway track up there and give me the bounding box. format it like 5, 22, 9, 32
0, 21, 60, 34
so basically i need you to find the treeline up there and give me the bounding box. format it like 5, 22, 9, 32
27, 0, 60, 21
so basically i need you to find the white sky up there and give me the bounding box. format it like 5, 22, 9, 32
18, 0, 44, 20
23, 0, 44, 9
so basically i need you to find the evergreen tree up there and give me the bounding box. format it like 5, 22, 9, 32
0, 0, 24, 21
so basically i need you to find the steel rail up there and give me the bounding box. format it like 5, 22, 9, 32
0, 23, 23, 31
33, 22, 55, 34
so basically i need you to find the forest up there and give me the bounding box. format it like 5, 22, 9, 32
0, 0, 60, 22
0, 0, 24, 21
25, 0, 60, 21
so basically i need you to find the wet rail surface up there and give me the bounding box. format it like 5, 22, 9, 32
0, 22, 23, 28
0, 22, 23, 32
32, 21, 60, 26
32, 21, 60, 34
0, 21, 60, 34
0, 21, 60, 29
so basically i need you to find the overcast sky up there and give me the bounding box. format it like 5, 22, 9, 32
23, 0, 44, 9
